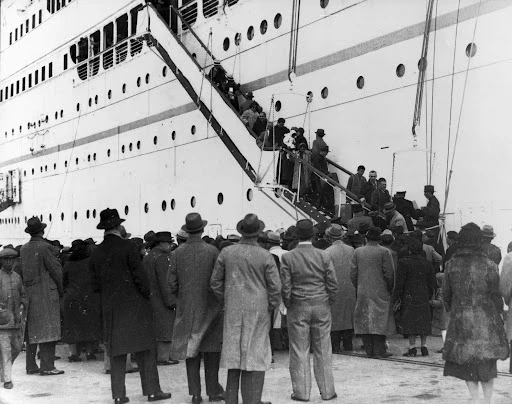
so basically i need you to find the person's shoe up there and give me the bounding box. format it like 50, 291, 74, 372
157, 360, 179, 366
291, 393, 309, 402
208, 394, 224, 402
323, 393, 337, 401
126, 367, 139, 373
148, 391, 172, 402
68, 354, 82, 362
191, 395, 202, 404
40, 369, 65, 376
26, 368, 40, 375
86, 353, 97, 360
375, 352, 393, 359
3, 381, 13, 389
403, 348, 417, 357
436, 348, 444, 353
114, 398, 129, 404
421, 346, 429, 357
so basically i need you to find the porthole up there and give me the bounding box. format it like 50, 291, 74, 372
107, 149, 111, 157
93, 153, 96, 161
247, 26, 254, 40
61, 213, 64, 221
217, 193, 224, 205
162, 66, 167, 77
129, 143, 133, 152
89, 98, 92, 107
28, 123, 31, 130
418, 57, 427, 71
466, 42, 477, 58
396, 63, 405, 77
137, 77, 141, 87
153, 136, 158, 145
19, 125, 22, 133
171, 131, 176, 140
75, 157, 79, 165
191, 125, 196, 135
77, 103, 80, 111
23, 170, 26, 177
234, 33, 241, 46
108, 90, 112, 99
137, 141, 141, 150
320, 0, 329, 8
86, 210, 90, 219
321, 87, 329, 99
45, 115, 48, 123
121, 145, 125, 153
144, 203, 149, 213
49, 214, 52, 222
44, 165, 47, 172
223, 37, 230, 51
122, 84, 126, 93
190, 196, 196, 208
55, 111, 58, 120
260, 20, 268, 35
274, 13, 282, 29
64, 161, 68, 168
356, 76, 365, 89
307, 91, 313, 102
95, 95, 98, 104
92, 209, 96, 218
145, 74, 150, 84
24, 217, 27, 223
171, 199, 176, 210
40, 215, 43, 222
247, 188, 253, 201
53, 163, 56, 170
124, 206, 129, 215
40, 166, 43, 173
275, 100, 282, 111
74, 211, 78, 220
60, 110, 63, 118
161, 200, 167, 211
31, 168, 34, 175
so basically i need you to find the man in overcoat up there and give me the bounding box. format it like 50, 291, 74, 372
169, 213, 225, 404
211, 214, 280, 404
21, 217, 64, 376
89, 208, 171, 404
142, 231, 178, 366
325, 224, 356, 353
350, 227, 394, 358
417, 185, 440, 230
281, 219, 338, 402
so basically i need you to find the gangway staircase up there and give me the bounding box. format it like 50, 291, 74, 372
138, 4, 372, 225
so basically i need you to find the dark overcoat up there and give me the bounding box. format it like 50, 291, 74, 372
20, 236, 63, 344
169, 236, 222, 359
392, 254, 436, 335
443, 248, 509, 364
62, 255, 101, 343
89, 234, 155, 356
143, 246, 176, 342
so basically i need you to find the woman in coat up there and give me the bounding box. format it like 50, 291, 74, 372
291, 143, 312, 197
443, 223, 509, 403
392, 238, 437, 356
499, 246, 512, 373
62, 240, 101, 361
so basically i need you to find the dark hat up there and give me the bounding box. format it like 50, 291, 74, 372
408, 238, 424, 254
246, 91, 253, 98
315, 129, 326, 136
366, 227, 382, 241
447, 231, 459, 241
267, 231, 281, 245
84, 238, 96, 245
69, 239, 87, 253
154, 231, 173, 243
415, 219, 426, 229
314, 221, 330, 236
352, 204, 363, 213
130, 237, 144, 253
176, 229, 189, 240
0, 248, 18, 258
294, 219, 315, 239
144, 231, 156, 242
481, 225, 496, 238
383, 202, 396, 214
282, 226, 296, 241
458, 222, 482, 248
96, 208, 125, 230
277, 118, 286, 124
257, 232, 269, 244
237, 213, 265, 237
182, 213, 208, 233
326, 224, 343, 239
424, 185, 435, 193
380, 234, 394, 246
49, 239, 63, 249
25, 216, 47, 234
409, 230, 424, 241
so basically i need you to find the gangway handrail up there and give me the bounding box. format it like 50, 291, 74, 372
325, 157, 353, 177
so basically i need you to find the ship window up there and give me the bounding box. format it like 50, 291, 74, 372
321, 87, 328, 99
32, 168, 34, 175
32, 14, 36, 28
171, 131, 176, 140
217, 193, 223, 205
39, 10, 42, 24
162, 66, 167, 77
0, 89, 2, 102
124, 206, 129, 215
16, 81, 20, 94
90, 30, 100, 56
76, 102, 80, 111
28, 74, 32, 88
320, 0, 329, 8
108, 90, 112, 99
137, 141, 141, 149
274, 13, 282, 29
104, 23, 114, 49
35, 70, 39, 84
53, 163, 56, 170
51, 0, 55, 13
70, 44, 77, 63
55, 112, 58, 120
275, 100, 281, 111
10, 84, 13, 97
93, 209, 97, 218
191, 197, 196, 208
153, 136, 158, 145
61, 213, 64, 221
15, 29, 18, 41
9, 33, 12, 45
95, 95, 98, 104
107, 149, 111, 157
116, 14, 128, 42
22, 78, 26, 91
121, 145, 125, 153
20, 24, 23, 38
26, 19, 29, 33
47, 0, 50, 12
93, 153, 96, 161
5, 87, 8, 99
63, 54, 68, 70
223, 37, 230, 51
418, 57, 427, 71
247, 188, 253, 201
247, 26, 254, 40
356, 76, 364, 89
144, 203, 149, 213
161, 200, 167, 211
137, 77, 141, 87
203, 0, 219, 18
129, 143, 133, 151
45, 165, 47, 172
61, 110, 63, 118
130, 4, 144, 35
86, 210, 90, 218
396, 64, 405, 77
42, 66, 46, 81
23, 170, 26, 176
234, 33, 241, 46
87, 155, 90, 162
122, 84, 126, 93
260, 20, 268, 35
77, 37, 88, 62
48, 62, 53, 78
191, 125, 196, 134
62, 0, 66, 6
89, 98, 92, 107
64, 161, 68, 167
466, 43, 477, 58
145, 74, 150, 84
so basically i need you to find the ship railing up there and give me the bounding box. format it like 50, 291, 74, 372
178, 1, 198, 30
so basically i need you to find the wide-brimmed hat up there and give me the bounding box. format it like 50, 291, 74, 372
237, 214, 265, 237
424, 185, 435, 193
267, 231, 281, 245
176, 229, 189, 240
84, 238, 96, 245
25, 216, 47, 235
144, 231, 156, 242
96, 208, 125, 230
182, 213, 208, 233
282, 226, 296, 241
227, 234, 241, 243
315, 129, 326, 136
49, 239, 64, 249
366, 227, 382, 241
326, 224, 343, 239
0, 248, 18, 259
383, 202, 396, 214
154, 231, 173, 243
69, 239, 87, 254
314, 221, 330, 236
293, 219, 315, 239
482, 225, 496, 238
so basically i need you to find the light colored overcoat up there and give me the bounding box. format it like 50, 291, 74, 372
500, 251, 512, 340
20, 236, 63, 344
350, 243, 394, 335
211, 238, 281, 371
325, 241, 355, 331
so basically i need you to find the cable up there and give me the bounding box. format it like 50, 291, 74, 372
429, 0, 439, 184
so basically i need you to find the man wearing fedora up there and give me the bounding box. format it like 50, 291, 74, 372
0, 247, 27, 388
351, 227, 394, 358
281, 219, 338, 402
311, 128, 327, 159
325, 224, 356, 354
481, 225, 502, 266
392, 188, 417, 231
211, 214, 280, 404
169, 213, 225, 404
90, 208, 171, 403
417, 185, 440, 231
383, 202, 407, 234
21, 217, 65, 376
347, 204, 374, 233
142, 232, 178, 366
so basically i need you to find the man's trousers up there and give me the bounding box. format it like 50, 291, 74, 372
331, 329, 354, 352
186, 352, 224, 397
361, 334, 386, 357
287, 302, 336, 401
225, 369, 265, 404
0, 330, 22, 382
111, 348, 160, 399
26, 341, 56, 372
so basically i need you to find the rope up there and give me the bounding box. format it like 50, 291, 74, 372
197, 29, 213, 107
428, 0, 439, 184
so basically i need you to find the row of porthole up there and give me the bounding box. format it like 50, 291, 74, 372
5, 110, 63, 138
223, 13, 283, 51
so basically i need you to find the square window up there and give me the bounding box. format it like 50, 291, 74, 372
9, 33, 12, 45
26, 19, 29, 33
32, 14, 36, 28
48, 62, 53, 78
39, 10, 42, 24
29, 74, 32, 88
22, 77, 26, 91
35, 70, 39, 85
42, 66, 46, 81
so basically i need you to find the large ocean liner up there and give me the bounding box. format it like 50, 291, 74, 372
0, 0, 510, 247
